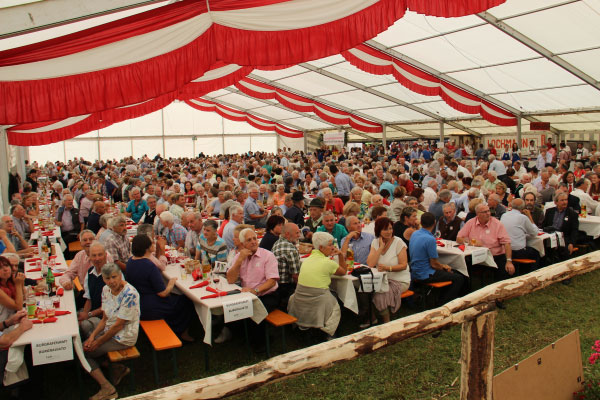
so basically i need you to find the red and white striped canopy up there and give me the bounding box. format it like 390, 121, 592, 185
0, 0, 506, 145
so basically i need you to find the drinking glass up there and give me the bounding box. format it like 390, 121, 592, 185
180, 268, 187, 280
45, 299, 55, 318
37, 306, 47, 321
52, 296, 60, 309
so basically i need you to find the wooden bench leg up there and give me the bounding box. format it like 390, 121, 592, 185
171, 349, 178, 380
151, 350, 159, 386
128, 362, 135, 393
265, 324, 271, 358
281, 326, 287, 353
243, 319, 251, 359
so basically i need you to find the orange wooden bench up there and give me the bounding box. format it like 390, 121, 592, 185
66, 259, 72, 267
140, 320, 182, 385
265, 309, 297, 358
72, 276, 83, 292
68, 240, 83, 253
425, 281, 452, 289
107, 346, 140, 390
400, 290, 414, 299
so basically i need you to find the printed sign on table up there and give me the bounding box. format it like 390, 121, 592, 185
471, 248, 488, 265
32, 335, 73, 366
223, 297, 253, 323
357, 273, 383, 293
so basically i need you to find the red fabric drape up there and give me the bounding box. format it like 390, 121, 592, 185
235, 77, 382, 133
185, 98, 304, 138
0, 0, 506, 126
342, 44, 517, 126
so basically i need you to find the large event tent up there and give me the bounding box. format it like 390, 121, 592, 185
1, 0, 600, 210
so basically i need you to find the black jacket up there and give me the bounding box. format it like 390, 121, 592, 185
542, 206, 579, 246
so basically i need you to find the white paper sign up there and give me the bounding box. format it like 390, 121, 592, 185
471, 248, 488, 265
550, 233, 558, 248
213, 261, 228, 274
223, 297, 253, 323
358, 273, 383, 293
32, 335, 73, 366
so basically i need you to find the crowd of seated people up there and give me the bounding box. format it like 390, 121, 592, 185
3, 139, 599, 396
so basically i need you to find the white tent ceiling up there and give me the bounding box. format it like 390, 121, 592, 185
2, 0, 600, 143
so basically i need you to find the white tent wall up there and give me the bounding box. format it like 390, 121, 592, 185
278, 136, 305, 153
26, 101, 282, 163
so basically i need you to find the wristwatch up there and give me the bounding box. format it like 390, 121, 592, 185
88, 312, 93, 318
506, 258, 512, 262
254, 288, 259, 294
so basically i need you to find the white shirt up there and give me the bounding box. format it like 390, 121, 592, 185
500, 209, 538, 251
457, 165, 472, 179
571, 188, 599, 214
101, 283, 140, 346
489, 159, 507, 176
423, 187, 437, 211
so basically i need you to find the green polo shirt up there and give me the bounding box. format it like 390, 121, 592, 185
298, 249, 339, 289
316, 223, 348, 247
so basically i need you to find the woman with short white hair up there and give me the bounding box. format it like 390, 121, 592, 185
287, 232, 346, 339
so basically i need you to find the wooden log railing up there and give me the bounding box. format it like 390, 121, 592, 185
123, 251, 600, 400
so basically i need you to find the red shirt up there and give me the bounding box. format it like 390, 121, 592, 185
325, 197, 344, 215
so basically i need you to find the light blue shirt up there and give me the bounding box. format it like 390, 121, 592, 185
334, 172, 354, 197
243, 197, 261, 224
379, 181, 396, 200
341, 231, 374, 265
500, 209, 538, 251
222, 219, 239, 250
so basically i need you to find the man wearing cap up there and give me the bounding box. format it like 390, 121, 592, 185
284, 191, 306, 227
302, 198, 324, 242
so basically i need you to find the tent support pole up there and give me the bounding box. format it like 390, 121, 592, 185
161, 109, 166, 157
382, 124, 387, 149
303, 131, 307, 154
97, 130, 101, 161
440, 121, 445, 144
517, 118, 522, 148
0, 128, 11, 214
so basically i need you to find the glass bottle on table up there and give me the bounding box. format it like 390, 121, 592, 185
46, 266, 55, 296
201, 252, 211, 280
346, 243, 354, 272
26, 287, 37, 319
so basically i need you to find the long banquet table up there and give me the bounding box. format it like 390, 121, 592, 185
5, 244, 91, 385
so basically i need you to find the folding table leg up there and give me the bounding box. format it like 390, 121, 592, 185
204, 342, 210, 371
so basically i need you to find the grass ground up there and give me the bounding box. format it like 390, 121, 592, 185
12, 268, 600, 400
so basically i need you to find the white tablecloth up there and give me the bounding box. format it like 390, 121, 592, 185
30, 226, 67, 252
527, 233, 553, 257
6, 244, 91, 385
300, 256, 389, 314
436, 242, 497, 277
578, 215, 600, 239
162, 263, 268, 345
330, 269, 389, 314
